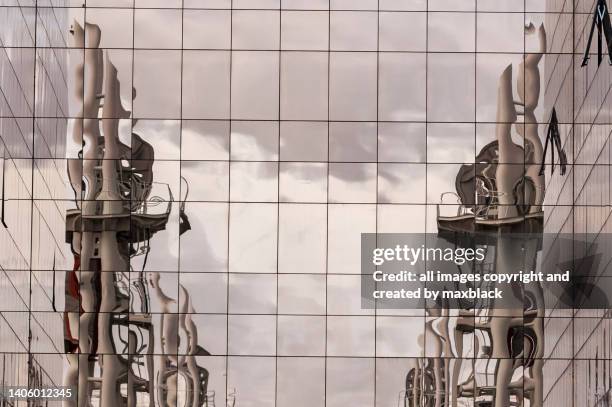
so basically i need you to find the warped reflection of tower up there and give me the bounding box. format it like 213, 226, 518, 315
63, 22, 215, 407
402, 24, 556, 407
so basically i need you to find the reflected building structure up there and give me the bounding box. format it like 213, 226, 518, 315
421, 23, 549, 407
64, 21, 216, 407
541, 0, 612, 406
418, 0, 612, 404
0, 0, 69, 396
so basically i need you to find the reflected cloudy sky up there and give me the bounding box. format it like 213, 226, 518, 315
6, 0, 567, 404
69, 3, 553, 403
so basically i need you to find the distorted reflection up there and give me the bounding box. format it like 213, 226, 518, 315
63, 22, 224, 407
413, 23, 551, 407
